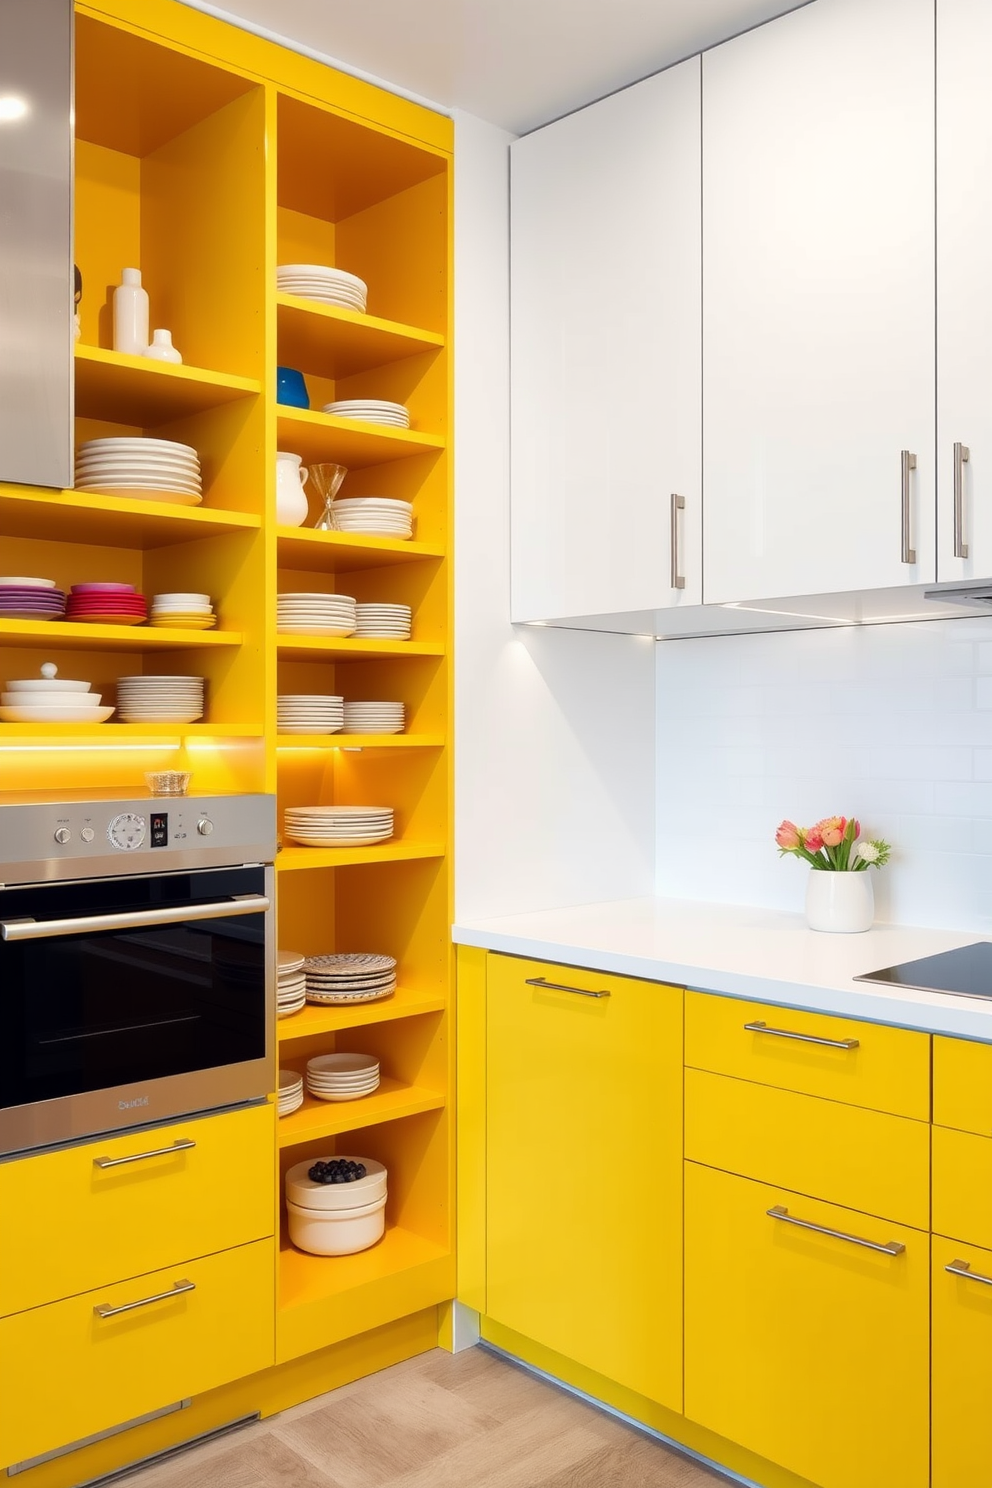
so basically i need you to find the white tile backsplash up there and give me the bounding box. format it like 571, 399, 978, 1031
656, 618, 992, 931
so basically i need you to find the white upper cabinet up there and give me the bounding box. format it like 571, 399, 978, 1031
510, 57, 702, 624
702, 0, 936, 606
937, 0, 992, 582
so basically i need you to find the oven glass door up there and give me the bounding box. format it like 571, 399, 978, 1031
0, 866, 268, 1119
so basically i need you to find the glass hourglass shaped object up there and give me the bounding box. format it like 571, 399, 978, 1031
309, 463, 348, 530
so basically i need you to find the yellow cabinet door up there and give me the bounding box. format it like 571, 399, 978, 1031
684, 1162, 929, 1488
933, 1123, 992, 1250
486, 954, 683, 1411
933, 1233, 992, 1488
933, 1035, 992, 1135
0, 1238, 274, 1469
0, 1103, 275, 1317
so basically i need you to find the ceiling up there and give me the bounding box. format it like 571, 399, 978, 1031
195, 0, 809, 134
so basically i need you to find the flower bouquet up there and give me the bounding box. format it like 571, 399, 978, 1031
774, 816, 892, 933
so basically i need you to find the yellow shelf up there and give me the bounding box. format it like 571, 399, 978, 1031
276, 635, 443, 662
0, 487, 260, 549
75, 344, 261, 424
276, 1078, 444, 1148
276, 526, 444, 571
276, 294, 444, 378
276, 407, 445, 469
0, 620, 242, 650
277, 986, 447, 1044
277, 733, 444, 750
276, 841, 445, 871
0, 722, 260, 740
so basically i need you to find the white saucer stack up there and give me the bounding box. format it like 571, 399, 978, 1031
277, 1068, 304, 1117
329, 498, 414, 538
277, 592, 357, 635
353, 603, 412, 639
277, 694, 344, 734
322, 399, 410, 429
342, 700, 405, 735
306, 1052, 380, 1103
304, 953, 398, 1004
149, 593, 216, 630
277, 264, 368, 312
277, 950, 306, 1017
283, 805, 394, 848
115, 675, 204, 723
75, 438, 202, 506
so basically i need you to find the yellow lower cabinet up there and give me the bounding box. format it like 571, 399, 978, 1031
0, 1239, 274, 1469
933, 1233, 992, 1488
684, 1162, 929, 1488
486, 955, 683, 1411
933, 1123, 992, 1251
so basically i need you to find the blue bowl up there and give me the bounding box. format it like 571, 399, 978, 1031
277, 365, 309, 409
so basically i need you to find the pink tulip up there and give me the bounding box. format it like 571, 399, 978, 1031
816, 816, 846, 848
804, 827, 824, 852
775, 820, 801, 850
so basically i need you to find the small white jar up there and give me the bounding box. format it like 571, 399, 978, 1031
286, 1194, 386, 1255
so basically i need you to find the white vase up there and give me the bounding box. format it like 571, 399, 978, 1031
805, 870, 874, 933
145, 328, 182, 363
276, 451, 309, 526
113, 267, 149, 355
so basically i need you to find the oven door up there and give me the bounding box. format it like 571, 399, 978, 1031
0, 864, 273, 1155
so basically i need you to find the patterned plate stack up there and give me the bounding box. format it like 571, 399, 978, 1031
304, 953, 397, 1005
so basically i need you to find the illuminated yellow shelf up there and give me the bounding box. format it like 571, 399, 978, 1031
276, 407, 445, 469
0, 487, 261, 549
0, 620, 242, 650
277, 986, 446, 1044
276, 733, 444, 750
276, 634, 443, 662
0, 722, 260, 739
276, 1078, 444, 1148
276, 526, 444, 571
276, 294, 444, 378
276, 841, 445, 872
75, 343, 261, 424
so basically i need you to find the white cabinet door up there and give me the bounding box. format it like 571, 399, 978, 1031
937, 0, 992, 581
702, 0, 936, 606
510, 57, 701, 623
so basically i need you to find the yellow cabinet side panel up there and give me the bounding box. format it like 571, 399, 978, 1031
933, 1123, 992, 1250
932, 1232, 992, 1488
933, 1034, 992, 1135
487, 954, 683, 1413
456, 945, 487, 1314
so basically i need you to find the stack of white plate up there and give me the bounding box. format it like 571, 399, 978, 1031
277, 950, 307, 1017
283, 805, 394, 848
0, 666, 113, 724
353, 603, 412, 639
328, 498, 414, 539
322, 399, 410, 429
277, 695, 344, 734
342, 701, 405, 735
277, 264, 368, 312
115, 675, 204, 723
306, 1052, 380, 1103
304, 953, 398, 1005
74, 438, 202, 506
277, 1069, 304, 1117
277, 592, 357, 636
149, 593, 216, 630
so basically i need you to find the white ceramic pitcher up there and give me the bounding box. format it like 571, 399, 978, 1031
276, 451, 309, 526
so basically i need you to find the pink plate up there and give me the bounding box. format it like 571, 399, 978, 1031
71, 583, 137, 595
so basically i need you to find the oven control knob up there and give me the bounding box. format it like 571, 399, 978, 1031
54, 827, 70, 845
108, 812, 146, 851
80, 827, 95, 843
197, 818, 214, 836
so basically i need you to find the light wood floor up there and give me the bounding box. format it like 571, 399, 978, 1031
127, 1347, 729, 1488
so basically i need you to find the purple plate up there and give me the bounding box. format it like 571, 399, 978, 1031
0, 587, 66, 599
71, 583, 137, 595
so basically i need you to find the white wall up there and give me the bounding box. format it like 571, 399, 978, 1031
655, 616, 992, 930
453, 111, 657, 921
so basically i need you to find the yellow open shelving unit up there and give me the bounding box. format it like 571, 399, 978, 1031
0, 0, 453, 1476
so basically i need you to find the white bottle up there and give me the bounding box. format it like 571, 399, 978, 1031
145, 328, 182, 364
113, 268, 149, 355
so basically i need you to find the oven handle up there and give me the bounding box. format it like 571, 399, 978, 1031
0, 895, 270, 941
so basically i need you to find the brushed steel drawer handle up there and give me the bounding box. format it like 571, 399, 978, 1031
525, 976, 611, 999
94, 1278, 195, 1319
93, 1138, 196, 1170
744, 1020, 859, 1050
901, 449, 917, 564
946, 1259, 992, 1287
768, 1204, 904, 1256
670, 493, 686, 591
954, 442, 971, 559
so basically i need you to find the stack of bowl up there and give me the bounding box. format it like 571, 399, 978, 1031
0, 663, 113, 723
149, 593, 216, 630
285, 1155, 387, 1256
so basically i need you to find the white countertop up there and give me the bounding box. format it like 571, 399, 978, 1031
452, 897, 992, 1040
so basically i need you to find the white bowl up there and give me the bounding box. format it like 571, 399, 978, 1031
5, 678, 91, 693
1, 691, 101, 707
286, 1195, 385, 1256
0, 705, 114, 723
285, 1155, 386, 1210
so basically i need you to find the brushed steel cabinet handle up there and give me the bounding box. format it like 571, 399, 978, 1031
767, 1205, 904, 1256
954, 442, 970, 559
901, 449, 917, 564
945, 1258, 992, 1287
670, 493, 686, 591
525, 976, 611, 999
93, 1138, 196, 1170
94, 1279, 195, 1319
0, 895, 270, 941
744, 1019, 859, 1051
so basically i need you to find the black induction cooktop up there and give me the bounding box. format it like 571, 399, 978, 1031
854, 941, 992, 999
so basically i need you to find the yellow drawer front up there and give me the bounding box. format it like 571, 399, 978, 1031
684, 1162, 929, 1488
685, 990, 930, 1118
0, 1238, 274, 1468
0, 1104, 274, 1317
685, 1068, 930, 1228
933, 1124, 992, 1250
933, 1233, 992, 1488
933, 1035, 992, 1135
